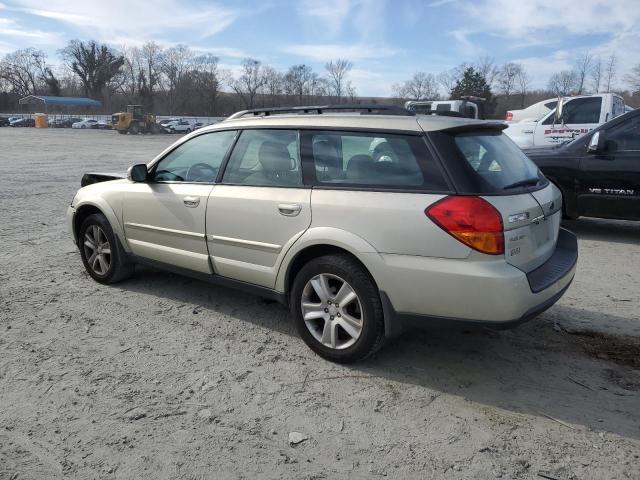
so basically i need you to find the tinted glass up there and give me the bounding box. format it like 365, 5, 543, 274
306, 131, 448, 190
453, 131, 541, 190
544, 101, 558, 109
222, 129, 302, 187
608, 117, 640, 151
563, 97, 602, 124
152, 130, 236, 182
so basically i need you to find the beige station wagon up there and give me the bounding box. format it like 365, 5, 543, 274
68, 105, 578, 362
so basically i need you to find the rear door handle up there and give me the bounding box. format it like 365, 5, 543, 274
183, 196, 200, 208
278, 203, 301, 216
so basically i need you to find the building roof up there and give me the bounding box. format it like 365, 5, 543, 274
19, 95, 102, 108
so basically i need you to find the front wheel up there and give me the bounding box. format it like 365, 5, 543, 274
290, 254, 385, 363
79, 213, 134, 284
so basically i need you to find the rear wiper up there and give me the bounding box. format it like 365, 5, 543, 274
503, 177, 540, 190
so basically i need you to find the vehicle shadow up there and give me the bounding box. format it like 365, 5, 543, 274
115, 266, 640, 441
563, 217, 640, 245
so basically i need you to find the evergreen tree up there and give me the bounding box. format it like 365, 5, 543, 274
450, 67, 495, 117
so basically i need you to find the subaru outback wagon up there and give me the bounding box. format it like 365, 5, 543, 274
68, 105, 578, 363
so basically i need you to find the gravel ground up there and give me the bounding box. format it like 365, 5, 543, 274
1, 128, 639, 480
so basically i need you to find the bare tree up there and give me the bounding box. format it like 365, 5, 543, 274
496, 62, 521, 107
284, 64, 314, 105
325, 59, 353, 101
230, 58, 267, 109
192, 53, 223, 115
574, 51, 593, 94
604, 52, 617, 92
0, 48, 50, 97
393, 72, 439, 100
548, 70, 578, 96
475, 55, 499, 88
515, 66, 530, 108
591, 57, 602, 93
162, 44, 194, 114
436, 69, 458, 97
60, 40, 124, 98
625, 63, 640, 94
259, 66, 283, 107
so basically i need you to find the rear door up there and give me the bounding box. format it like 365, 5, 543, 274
206, 129, 311, 288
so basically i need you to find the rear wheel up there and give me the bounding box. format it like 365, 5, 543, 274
128, 122, 140, 135
290, 254, 385, 363
117, 129, 127, 135
149, 123, 160, 134
79, 213, 134, 284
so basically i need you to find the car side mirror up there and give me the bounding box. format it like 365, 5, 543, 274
127, 164, 148, 182
587, 131, 608, 154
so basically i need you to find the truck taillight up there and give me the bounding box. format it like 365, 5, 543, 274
505, 111, 513, 121
425, 196, 504, 255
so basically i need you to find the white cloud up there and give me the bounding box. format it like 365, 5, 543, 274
282, 43, 399, 61
297, 0, 353, 36
297, 0, 386, 39
11, 0, 241, 42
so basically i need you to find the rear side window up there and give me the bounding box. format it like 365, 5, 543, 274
303, 130, 448, 190
222, 129, 302, 187
452, 131, 542, 191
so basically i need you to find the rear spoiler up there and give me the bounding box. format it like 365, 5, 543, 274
440, 121, 507, 134
81, 172, 126, 187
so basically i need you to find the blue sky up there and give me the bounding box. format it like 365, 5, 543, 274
0, 0, 638, 96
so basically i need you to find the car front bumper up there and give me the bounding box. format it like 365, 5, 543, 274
370, 228, 578, 337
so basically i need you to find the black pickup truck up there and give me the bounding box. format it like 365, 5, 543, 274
525, 108, 640, 221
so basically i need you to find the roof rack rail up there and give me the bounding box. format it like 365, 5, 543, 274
227, 104, 414, 120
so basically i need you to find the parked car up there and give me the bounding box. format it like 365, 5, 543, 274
49, 117, 82, 128
525, 108, 640, 221
10, 117, 35, 127
0, 117, 9, 127
72, 119, 99, 129
505, 98, 558, 122
165, 119, 194, 133
505, 93, 627, 148
68, 104, 577, 363
91, 120, 112, 130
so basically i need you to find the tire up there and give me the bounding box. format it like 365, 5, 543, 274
149, 123, 160, 134
290, 254, 385, 363
79, 213, 135, 284
185, 128, 192, 133
117, 129, 127, 135
128, 122, 140, 135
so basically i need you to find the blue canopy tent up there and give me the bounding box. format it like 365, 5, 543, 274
18, 95, 102, 112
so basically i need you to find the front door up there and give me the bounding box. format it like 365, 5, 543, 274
578, 116, 640, 220
206, 129, 311, 288
535, 96, 603, 147
123, 130, 237, 273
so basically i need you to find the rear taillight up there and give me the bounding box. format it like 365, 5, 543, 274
425, 196, 504, 255
505, 111, 513, 121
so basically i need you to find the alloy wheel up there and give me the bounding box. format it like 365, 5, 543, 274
301, 273, 363, 350
83, 225, 111, 275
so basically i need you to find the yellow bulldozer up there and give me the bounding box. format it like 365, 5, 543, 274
111, 105, 161, 134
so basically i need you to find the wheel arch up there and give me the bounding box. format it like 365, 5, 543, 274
546, 176, 579, 219
73, 200, 130, 252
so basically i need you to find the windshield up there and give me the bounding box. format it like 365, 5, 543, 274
453, 131, 542, 190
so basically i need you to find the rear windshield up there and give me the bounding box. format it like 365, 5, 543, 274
432, 130, 545, 194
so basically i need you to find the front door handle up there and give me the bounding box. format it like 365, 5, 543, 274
183, 196, 200, 208
278, 203, 301, 216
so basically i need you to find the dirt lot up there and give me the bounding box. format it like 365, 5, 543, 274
1, 128, 639, 480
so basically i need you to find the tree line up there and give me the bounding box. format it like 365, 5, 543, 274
1, 40, 639, 118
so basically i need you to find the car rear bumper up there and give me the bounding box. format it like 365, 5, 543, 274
371, 228, 578, 337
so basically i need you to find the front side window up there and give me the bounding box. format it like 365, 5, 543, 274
306, 131, 447, 190
608, 117, 640, 151
222, 129, 302, 187
152, 130, 236, 182
563, 97, 602, 124
453, 131, 541, 190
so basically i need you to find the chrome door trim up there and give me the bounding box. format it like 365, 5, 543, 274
207, 234, 282, 253
124, 222, 205, 239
